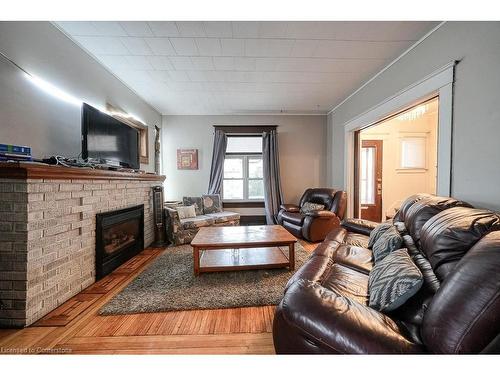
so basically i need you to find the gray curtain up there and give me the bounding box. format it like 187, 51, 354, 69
208, 129, 228, 194
262, 130, 284, 224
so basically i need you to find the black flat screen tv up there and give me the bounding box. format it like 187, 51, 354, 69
82, 103, 140, 170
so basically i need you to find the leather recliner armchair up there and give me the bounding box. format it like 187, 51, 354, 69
277, 188, 346, 242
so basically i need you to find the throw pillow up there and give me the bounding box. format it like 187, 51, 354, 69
176, 205, 197, 220
368, 221, 393, 248
372, 225, 404, 262
202, 194, 223, 214
183, 196, 203, 216
300, 201, 325, 215
368, 249, 424, 312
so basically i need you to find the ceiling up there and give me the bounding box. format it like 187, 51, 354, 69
55, 21, 439, 115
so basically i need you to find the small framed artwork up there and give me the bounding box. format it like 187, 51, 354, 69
177, 149, 198, 170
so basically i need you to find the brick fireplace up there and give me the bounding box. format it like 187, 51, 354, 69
0, 162, 165, 327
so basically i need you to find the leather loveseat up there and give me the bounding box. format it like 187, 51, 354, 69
273, 193, 500, 354
277, 188, 347, 242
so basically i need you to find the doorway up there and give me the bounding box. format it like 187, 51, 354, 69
355, 97, 439, 222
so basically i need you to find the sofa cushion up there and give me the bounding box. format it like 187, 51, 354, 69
280, 211, 305, 226
393, 193, 433, 222
300, 201, 325, 215
404, 195, 472, 246
372, 225, 404, 262
205, 211, 240, 224
344, 232, 370, 248
369, 249, 423, 312
332, 245, 373, 274
321, 264, 369, 305
202, 194, 223, 214
182, 196, 203, 215
179, 215, 215, 230
419, 206, 500, 280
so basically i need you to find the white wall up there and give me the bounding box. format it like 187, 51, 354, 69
328, 22, 500, 211
0, 22, 161, 172
162, 115, 327, 205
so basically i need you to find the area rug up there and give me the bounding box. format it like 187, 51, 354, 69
99, 243, 310, 315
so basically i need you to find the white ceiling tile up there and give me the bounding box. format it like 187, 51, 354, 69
74, 36, 128, 55
147, 56, 175, 70
314, 40, 411, 59
175, 22, 206, 37
234, 57, 256, 71
220, 39, 245, 56
170, 38, 199, 56
119, 37, 153, 55
203, 22, 233, 37
195, 38, 221, 56
125, 56, 153, 70
244, 39, 294, 57
144, 38, 176, 55
148, 70, 171, 82
190, 57, 214, 70
213, 57, 234, 70
231, 22, 259, 38
169, 56, 194, 70
258, 22, 289, 38
290, 40, 320, 58
119, 22, 153, 37
168, 70, 192, 82
147, 22, 180, 37
91, 22, 128, 36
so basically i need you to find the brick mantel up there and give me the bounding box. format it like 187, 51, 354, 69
0, 163, 165, 327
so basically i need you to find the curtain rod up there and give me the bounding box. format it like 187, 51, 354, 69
213, 125, 277, 133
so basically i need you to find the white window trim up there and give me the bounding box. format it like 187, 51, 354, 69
223, 154, 264, 202
343, 61, 456, 217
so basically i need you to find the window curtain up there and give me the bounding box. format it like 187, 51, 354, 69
262, 130, 284, 224
207, 129, 228, 194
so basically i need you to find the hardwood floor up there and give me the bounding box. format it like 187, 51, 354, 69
0, 239, 316, 354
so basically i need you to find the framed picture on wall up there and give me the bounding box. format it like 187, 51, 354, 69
177, 149, 198, 170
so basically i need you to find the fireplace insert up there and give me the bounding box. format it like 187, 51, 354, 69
96, 205, 144, 279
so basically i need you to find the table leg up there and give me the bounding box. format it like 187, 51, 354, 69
289, 243, 295, 271
193, 246, 200, 276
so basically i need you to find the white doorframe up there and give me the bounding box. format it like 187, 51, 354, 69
343, 61, 456, 217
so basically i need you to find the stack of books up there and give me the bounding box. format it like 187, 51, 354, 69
0, 143, 32, 161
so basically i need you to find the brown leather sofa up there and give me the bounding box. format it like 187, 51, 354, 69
273, 193, 500, 354
277, 188, 347, 242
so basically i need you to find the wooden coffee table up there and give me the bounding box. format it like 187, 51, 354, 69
190, 225, 297, 276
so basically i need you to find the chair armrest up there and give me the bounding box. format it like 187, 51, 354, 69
276, 279, 424, 354
164, 207, 181, 232
280, 204, 300, 212
305, 210, 336, 218
341, 218, 379, 236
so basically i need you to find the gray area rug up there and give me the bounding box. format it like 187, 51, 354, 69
99, 243, 310, 315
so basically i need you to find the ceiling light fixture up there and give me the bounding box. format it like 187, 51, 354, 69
396, 104, 428, 122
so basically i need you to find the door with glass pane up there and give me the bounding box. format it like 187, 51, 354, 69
360, 140, 383, 222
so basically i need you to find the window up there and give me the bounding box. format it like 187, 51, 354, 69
360, 146, 375, 205
223, 136, 264, 201
400, 137, 426, 169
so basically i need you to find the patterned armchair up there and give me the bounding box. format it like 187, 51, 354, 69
165, 195, 240, 245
